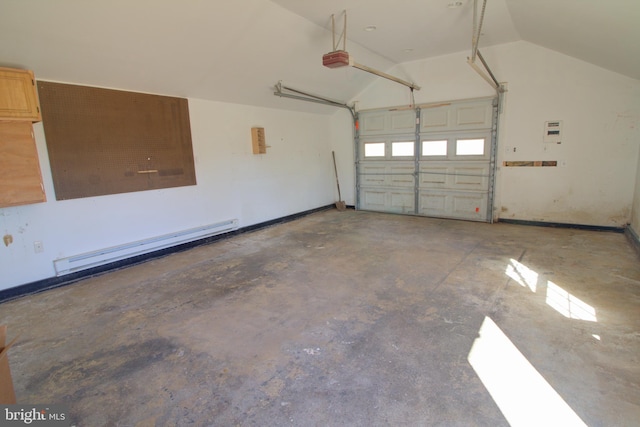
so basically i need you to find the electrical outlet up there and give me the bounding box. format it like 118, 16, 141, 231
34, 241, 44, 253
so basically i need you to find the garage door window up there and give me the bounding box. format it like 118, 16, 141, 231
392, 141, 414, 157
422, 140, 447, 156
364, 142, 385, 157
456, 138, 485, 156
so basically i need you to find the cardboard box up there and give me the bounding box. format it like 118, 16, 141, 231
0, 325, 18, 404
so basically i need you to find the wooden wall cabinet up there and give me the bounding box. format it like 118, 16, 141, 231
0, 68, 42, 122
0, 121, 46, 207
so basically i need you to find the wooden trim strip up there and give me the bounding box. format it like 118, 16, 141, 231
503, 161, 557, 167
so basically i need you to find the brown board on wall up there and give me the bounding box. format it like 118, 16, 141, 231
37, 81, 196, 200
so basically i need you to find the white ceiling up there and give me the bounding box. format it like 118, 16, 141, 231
272, 0, 640, 80
270, 0, 520, 64
507, 0, 640, 81
1, 0, 638, 114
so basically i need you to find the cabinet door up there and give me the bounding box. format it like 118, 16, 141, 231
0, 68, 42, 122
0, 121, 46, 207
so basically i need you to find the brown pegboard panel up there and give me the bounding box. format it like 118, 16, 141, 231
37, 82, 196, 200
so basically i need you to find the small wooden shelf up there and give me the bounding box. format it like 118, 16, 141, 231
251, 127, 266, 154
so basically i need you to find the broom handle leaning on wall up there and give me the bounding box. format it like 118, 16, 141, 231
332, 151, 342, 201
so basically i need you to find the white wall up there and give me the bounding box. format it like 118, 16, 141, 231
342, 41, 640, 227
0, 97, 335, 291
4, 41, 638, 291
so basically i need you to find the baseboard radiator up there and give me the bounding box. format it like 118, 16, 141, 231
54, 219, 239, 276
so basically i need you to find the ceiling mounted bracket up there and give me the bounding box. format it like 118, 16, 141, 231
471, 0, 488, 63
331, 11, 347, 52
322, 11, 420, 91
467, 0, 504, 93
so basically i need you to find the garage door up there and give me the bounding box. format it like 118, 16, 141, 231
356, 97, 497, 222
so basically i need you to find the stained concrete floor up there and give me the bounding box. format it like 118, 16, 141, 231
1, 210, 639, 426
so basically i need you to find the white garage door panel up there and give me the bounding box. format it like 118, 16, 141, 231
363, 190, 386, 209
452, 193, 488, 220
360, 162, 414, 187
452, 166, 489, 189
361, 189, 414, 213
362, 114, 386, 133
420, 100, 492, 133
360, 165, 387, 186
361, 110, 416, 136
419, 162, 489, 191
420, 193, 447, 214
420, 167, 448, 186
391, 113, 416, 132
357, 97, 496, 222
455, 103, 492, 129
419, 190, 487, 220
390, 166, 415, 187
390, 191, 415, 213
421, 106, 451, 131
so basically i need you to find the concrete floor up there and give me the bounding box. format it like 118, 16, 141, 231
1, 210, 639, 426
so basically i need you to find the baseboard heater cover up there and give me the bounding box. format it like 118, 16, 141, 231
53, 219, 239, 276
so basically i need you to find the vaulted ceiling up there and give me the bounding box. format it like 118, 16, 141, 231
272, 0, 640, 81
1, 0, 638, 114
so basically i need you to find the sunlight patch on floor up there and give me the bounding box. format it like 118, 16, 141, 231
468, 316, 588, 427
505, 259, 597, 322
546, 281, 597, 322
506, 259, 538, 292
